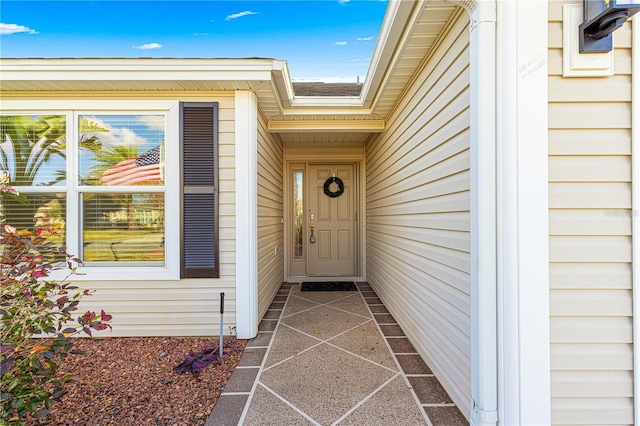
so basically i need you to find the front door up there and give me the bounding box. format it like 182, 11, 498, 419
307, 164, 357, 276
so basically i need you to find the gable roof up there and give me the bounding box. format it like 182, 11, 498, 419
292, 83, 362, 97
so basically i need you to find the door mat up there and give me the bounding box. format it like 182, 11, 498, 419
301, 281, 358, 292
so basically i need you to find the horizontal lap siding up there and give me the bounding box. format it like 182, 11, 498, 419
74, 95, 237, 337
548, 2, 634, 424
257, 109, 284, 320
365, 12, 471, 417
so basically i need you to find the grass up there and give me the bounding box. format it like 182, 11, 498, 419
82, 228, 164, 262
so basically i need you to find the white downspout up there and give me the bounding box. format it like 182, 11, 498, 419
632, 14, 639, 426
469, 0, 498, 424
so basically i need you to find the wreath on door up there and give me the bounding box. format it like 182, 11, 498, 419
323, 176, 345, 198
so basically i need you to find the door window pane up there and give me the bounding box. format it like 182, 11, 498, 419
293, 171, 303, 260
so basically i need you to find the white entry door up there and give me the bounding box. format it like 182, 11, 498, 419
307, 164, 357, 276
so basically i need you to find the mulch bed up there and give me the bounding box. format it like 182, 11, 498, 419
26, 336, 246, 426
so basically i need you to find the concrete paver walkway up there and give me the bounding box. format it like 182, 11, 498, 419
207, 282, 467, 425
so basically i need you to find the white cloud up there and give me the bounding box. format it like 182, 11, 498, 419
357, 36, 373, 41
138, 115, 166, 132
83, 116, 160, 148
339, 0, 350, 3
0, 23, 38, 35
225, 11, 258, 21
193, 33, 208, 36
349, 59, 360, 62
133, 42, 162, 50
335, 41, 348, 46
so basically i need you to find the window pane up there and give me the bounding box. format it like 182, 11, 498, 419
293, 171, 303, 260
0, 115, 67, 186
0, 193, 66, 255
82, 193, 164, 264
78, 115, 164, 186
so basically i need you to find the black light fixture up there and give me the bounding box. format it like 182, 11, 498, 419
579, 0, 640, 52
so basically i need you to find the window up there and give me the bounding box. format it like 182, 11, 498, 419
0, 112, 169, 275
0, 101, 219, 280
78, 114, 166, 265
1, 115, 68, 258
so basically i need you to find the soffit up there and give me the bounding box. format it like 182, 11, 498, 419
365, 4, 458, 120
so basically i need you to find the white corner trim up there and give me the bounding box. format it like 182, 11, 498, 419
497, 1, 551, 425
562, 4, 614, 77
235, 91, 259, 339
632, 15, 640, 426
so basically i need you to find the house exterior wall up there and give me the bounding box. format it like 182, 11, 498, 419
257, 109, 284, 320
548, 2, 635, 424
0, 92, 238, 337
364, 11, 471, 417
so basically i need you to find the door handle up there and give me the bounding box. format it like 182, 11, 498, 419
310, 221, 316, 243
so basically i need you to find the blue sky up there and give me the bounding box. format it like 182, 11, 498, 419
0, 1, 389, 82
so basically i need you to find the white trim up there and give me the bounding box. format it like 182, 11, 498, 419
361, 0, 419, 108
632, 15, 640, 426
469, 0, 498, 424
235, 91, 259, 339
0, 99, 181, 110
497, 1, 550, 425
562, 4, 614, 77
268, 120, 384, 133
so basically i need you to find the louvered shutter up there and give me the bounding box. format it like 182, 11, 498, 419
180, 102, 219, 278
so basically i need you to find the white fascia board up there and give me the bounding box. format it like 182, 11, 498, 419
1, 70, 273, 82
271, 60, 295, 109
361, 0, 421, 108
289, 97, 364, 107
268, 119, 384, 133
0, 57, 279, 71
280, 107, 374, 116
0, 58, 276, 87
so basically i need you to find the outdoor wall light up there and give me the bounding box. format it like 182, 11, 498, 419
579, 0, 640, 52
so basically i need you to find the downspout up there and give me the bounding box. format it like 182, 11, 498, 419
632, 14, 639, 426
469, 0, 498, 424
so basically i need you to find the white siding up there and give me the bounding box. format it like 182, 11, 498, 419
548, 2, 634, 424
257, 109, 284, 320
2, 93, 239, 337
365, 12, 471, 417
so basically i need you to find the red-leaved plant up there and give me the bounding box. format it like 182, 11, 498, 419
1, 174, 113, 424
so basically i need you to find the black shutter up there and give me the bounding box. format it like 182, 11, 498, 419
180, 102, 219, 278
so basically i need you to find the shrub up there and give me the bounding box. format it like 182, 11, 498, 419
1, 176, 113, 424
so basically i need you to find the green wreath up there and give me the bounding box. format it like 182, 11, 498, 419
323, 177, 345, 198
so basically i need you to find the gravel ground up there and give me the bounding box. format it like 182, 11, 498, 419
27, 336, 247, 426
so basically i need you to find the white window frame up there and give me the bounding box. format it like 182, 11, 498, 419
1, 100, 181, 281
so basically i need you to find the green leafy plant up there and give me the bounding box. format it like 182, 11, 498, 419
0, 176, 113, 424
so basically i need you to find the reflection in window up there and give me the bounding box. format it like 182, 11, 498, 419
82, 193, 165, 264
78, 115, 164, 186
0, 193, 66, 258
0, 115, 67, 186
293, 171, 303, 260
